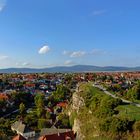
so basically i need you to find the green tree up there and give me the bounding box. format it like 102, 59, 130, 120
56, 114, 70, 128
52, 85, 70, 102
100, 96, 122, 109
35, 94, 45, 118
24, 112, 38, 127
127, 81, 140, 100
19, 103, 26, 116
99, 117, 133, 133
89, 94, 102, 111
133, 121, 140, 131
38, 119, 51, 129
35, 94, 45, 107
46, 112, 51, 119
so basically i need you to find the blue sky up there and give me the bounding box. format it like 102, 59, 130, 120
0, 0, 140, 68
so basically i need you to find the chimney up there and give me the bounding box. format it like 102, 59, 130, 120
58, 132, 60, 136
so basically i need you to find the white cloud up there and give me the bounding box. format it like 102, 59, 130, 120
15, 62, 31, 67
38, 45, 50, 54
63, 49, 106, 58
91, 10, 106, 16
22, 62, 30, 66
0, 55, 9, 60
64, 60, 73, 65
63, 50, 86, 58
0, 0, 6, 12
70, 51, 86, 57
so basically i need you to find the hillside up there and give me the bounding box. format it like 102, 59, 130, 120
0, 65, 140, 73
70, 83, 140, 140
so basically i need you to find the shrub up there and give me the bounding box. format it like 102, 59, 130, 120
99, 117, 133, 133
38, 119, 51, 129
133, 121, 140, 131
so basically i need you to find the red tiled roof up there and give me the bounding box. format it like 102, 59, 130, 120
39, 131, 75, 140
12, 134, 26, 140
24, 84, 35, 87
0, 94, 9, 100
57, 102, 68, 108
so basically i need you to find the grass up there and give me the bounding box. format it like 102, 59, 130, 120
116, 104, 140, 121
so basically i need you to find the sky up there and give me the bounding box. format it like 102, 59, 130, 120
0, 0, 140, 68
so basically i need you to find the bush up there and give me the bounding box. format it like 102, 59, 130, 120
133, 121, 140, 131
89, 94, 102, 111
99, 117, 133, 133
100, 96, 122, 109
69, 112, 77, 127
99, 117, 112, 132
94, 96, 121, 118
38, 119, 51, 129
95, 107, 116, 118
56, 114, 70, 128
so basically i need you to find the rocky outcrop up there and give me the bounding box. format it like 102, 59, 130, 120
72, 119, 85, 140
71, 89, 85, 140
72, 92, 85, 112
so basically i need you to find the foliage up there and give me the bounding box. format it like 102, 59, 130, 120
46, 111, 51, 119
90, 90, 121, 118
0, 118, 15, 139
72, 83, 136, 139
38, 119, 51, 129
19, 102, 26, 116
36, 107, 45, 118
12, 91, 33, 107
52, 84, 70, 102
116, 105, 140, 121
89, 94, 102, 111
99, 117, 133, 133
101, 96, 122, 109
56, 114, 70, 128
35, 94, 46, 118
126, 80, 140, 101
95, 107, 116, 118
34, 94, 45, 108
24, 112, 38, 127
69, 111, 77, 127
133, 121, 140, 131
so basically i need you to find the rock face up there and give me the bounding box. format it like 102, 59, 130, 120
72, 92, 85, 112
72, 119, 85, 140
71, 91, 85, 140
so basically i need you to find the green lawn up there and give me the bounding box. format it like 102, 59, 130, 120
116, 104, 140, 121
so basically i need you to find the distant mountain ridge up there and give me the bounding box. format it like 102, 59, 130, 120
0, 65, 140, 73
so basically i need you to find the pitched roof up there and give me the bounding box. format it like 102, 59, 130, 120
11, 121, 30, 134
0, 93, 9, 100
40, 128, 72, 136
39, 131, 75, 140
57, 102, 68, 108
12, 134, 26, 140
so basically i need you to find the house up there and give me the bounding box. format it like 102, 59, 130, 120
11, 121, 35, 140
54, 102, 68, 114
0, 93, 9, 100
57, 102, 68, 108
39, 128, 75, 140
24, 83, 35, 90
12, 134, 26, 140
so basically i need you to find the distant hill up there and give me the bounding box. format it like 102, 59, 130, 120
0, 65, 140, 73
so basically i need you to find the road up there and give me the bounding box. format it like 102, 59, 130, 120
3, 109, 19, 118
93, 84, 140, 108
